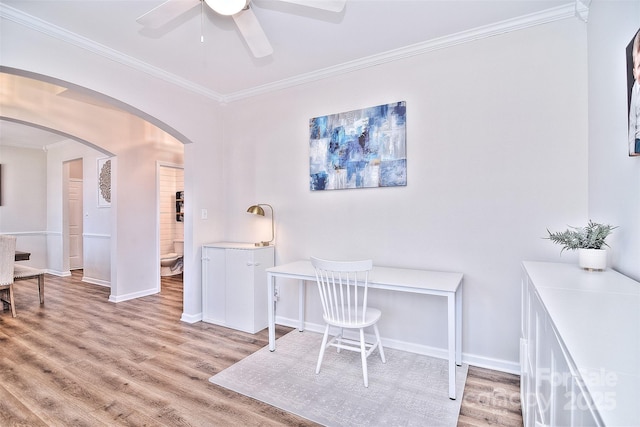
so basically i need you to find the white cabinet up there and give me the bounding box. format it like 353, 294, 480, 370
202, 242, 274, 334
521, 261, 640, 427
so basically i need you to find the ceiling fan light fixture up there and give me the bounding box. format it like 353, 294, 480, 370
204, 0, 248, 16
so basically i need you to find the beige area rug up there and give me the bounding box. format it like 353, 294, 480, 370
209, 331, 468, 427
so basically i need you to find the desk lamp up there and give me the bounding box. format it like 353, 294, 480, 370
246, 204, 274, 247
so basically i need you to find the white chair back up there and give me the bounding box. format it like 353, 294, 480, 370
311, 257, 373, 325
0, 235, 17, 286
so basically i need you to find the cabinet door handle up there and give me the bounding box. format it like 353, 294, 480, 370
246, 262, 261, 266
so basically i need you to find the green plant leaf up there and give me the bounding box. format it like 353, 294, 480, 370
544, 220, 617, 253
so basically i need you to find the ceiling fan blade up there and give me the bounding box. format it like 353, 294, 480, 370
136, 0, 201, 28
276, 0, 346, 13
232, 7, 274, 58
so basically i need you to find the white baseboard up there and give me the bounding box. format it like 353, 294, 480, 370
275, 315, 520, 376
463, 354, 520, 375
109, 288, 157, 303
45, 269, 71, 277
181, 312, 202, 323
82, 276, 110, 287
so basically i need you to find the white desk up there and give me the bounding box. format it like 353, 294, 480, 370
266, 260, 464, 399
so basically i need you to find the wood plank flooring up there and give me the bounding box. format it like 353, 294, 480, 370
0, 271, 522, 426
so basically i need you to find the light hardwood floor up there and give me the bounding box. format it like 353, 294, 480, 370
0, 271, 522, 426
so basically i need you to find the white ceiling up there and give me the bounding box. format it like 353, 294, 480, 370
0, 120, 68, 149
0, 0, 579, 146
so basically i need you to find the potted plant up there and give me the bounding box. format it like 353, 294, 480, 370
545, 220, 618, 270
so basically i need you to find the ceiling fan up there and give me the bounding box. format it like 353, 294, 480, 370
136, 0, 346, 58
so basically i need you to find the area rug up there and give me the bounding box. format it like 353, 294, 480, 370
209, 331, 468, 427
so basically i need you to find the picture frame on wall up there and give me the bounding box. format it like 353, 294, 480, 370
97, 157, 112, 207
627, 27, 640, 156
309, 101, 407, 191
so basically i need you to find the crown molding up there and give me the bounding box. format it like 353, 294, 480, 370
1, 2, 585, 105
0, 3, 225, 103
575, 0, 592, 23
223, 2, 580, 102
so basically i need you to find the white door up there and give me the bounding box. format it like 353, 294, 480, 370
68, 179, 83, 270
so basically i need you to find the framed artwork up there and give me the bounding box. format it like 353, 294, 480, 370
97, 157, 111, 207
627, 28, 640, 156
309, 101, 407, 191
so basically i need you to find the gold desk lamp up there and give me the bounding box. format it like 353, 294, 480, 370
246, 204, 274, 247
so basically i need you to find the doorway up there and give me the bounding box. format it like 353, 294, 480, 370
157, 163, 184, 291
65, 158, 84, 271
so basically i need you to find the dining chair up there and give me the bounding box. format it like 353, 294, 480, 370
0, 235, 17, 317
310, 256, 386, 387
14, 265, 46, 305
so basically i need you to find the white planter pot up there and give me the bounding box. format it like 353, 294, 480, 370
578, 248, 607, 271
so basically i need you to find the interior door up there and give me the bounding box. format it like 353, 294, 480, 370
68, 178, 83, 270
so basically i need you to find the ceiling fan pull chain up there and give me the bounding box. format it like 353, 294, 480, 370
200, 0, 204, 42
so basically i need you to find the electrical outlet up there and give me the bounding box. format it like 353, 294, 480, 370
274, 284, 280, 301
201, 209, 208, 219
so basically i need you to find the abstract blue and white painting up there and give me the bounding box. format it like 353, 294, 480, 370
309, 101, 407, 191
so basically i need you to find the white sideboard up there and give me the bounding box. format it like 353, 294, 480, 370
202, 242, 275, 334
521, 261, 640, 427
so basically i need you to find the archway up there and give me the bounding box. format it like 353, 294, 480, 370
1, 69, 186, 305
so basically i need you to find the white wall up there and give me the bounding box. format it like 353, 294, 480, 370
0, 145, 47, 267
587, 0, 640, 280
215, 19, 589, 370
109, 130, 184, 301
45, 139, 112, 283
